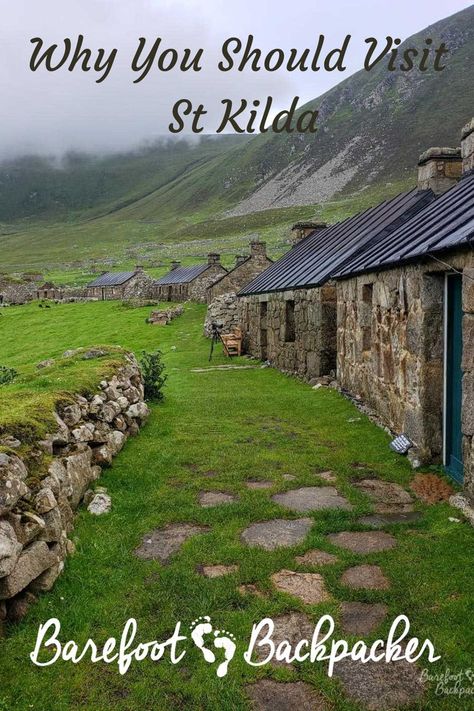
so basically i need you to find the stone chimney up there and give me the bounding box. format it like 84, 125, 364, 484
461, 118, 474, 175
134, 265, 144, 273
417, 147, 462, 194
290, 221, 327, 245
208, 253, 221, 266
170, 260, 181, 271
235, 255, 247, 266
250, 241, 267, 257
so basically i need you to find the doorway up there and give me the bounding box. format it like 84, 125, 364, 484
260, 302, 268, 361
444, 274, 464, 483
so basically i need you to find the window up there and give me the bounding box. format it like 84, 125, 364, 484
285, 300, 296, 342
361, 283, 374, 352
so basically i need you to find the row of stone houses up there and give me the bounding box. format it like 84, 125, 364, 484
238, 117, 474, 496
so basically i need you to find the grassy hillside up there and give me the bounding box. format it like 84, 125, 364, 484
0, 6, 472, 279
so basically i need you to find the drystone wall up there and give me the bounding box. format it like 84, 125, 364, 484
204, 293, 239, 337
0, 351, 149, 625
0, 279, 37, 305
239, 286, 337, 380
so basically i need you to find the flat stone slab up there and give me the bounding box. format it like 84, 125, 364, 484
354, 479, 413, 513
198, 491, 237, 507
358, 512, 422, 528
246, 480, 274, 490
341, 565, 390, 590
340, 602, 388, 636
333, 657, 424, 710
253, 612, 315, 666
199, 564, 238, 578
295, 549, 338, 566
246, 680, 329, 711
282, 474, 296, 481
272, 486, 352, 512
135, 523, 209, 564
328, 531, 397, 554
241, 518, 312, 550
271, 569, 330, 605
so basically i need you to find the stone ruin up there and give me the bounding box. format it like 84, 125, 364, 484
0, 350, 149, 625
204, 292, 240, 337
147, 305, 184, 325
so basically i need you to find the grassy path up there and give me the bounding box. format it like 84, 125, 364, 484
0, 301, 473, 710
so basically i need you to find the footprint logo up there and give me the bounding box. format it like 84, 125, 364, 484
189, 617, 236, 677
213, 629, 236, 678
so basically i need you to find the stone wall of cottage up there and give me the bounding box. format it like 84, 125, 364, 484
337, 250, 474, 481
204, 293, 240, 337
188, 265, 228, 303
239, 286, 337, 379
0, 351, 149, 625
207, 253, 273, 303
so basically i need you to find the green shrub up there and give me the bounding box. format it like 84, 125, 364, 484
0, 365, 18, 386
139, 350, 167, 402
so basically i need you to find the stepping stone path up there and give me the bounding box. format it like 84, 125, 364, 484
272, 486, 352, 512
333, 657, 425, 710
358, 512, 422, 528
340, 602, 388, 636
252, 612, 315, 666
246, 480, 274, 490
315, 470, 337, 482
198, 564, 238, 578
134, 523, 209, 564
271, 569, 330, 604
198, 491, 237, 507
295, 549, 338, 566
354, 479, 414, 514
410, 473, 454, 503
246, 679, 329, 711
341, 564, 390, 590
241, 518, 312, 550
328, 531, 397, 554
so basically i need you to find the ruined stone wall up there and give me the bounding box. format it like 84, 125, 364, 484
0, 280, 37, 305
188, 265, 228, 303
337, 250, 474, 474
239, 286, 337, 380
0, 351, 149, 623
207, 255, 273, 302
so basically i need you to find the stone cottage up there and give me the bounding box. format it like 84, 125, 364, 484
86, 266, 154, 301
37, 282, 63, 300
238, 189, 434, 380
335, 119, 474, 492
207, 241, 273, 303
154, 254, 227, 303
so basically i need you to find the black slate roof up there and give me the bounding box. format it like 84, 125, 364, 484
155, 264, 210, 285
334, 172, 474, 278
87, 271, 135, 287
239, 188, 435, 296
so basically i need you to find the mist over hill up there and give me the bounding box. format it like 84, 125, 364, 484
0, 5, 472, 273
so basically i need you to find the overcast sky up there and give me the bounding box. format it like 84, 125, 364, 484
1, 0, 472, 157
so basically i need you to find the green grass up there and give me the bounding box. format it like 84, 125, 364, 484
0, 301, 473, 710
